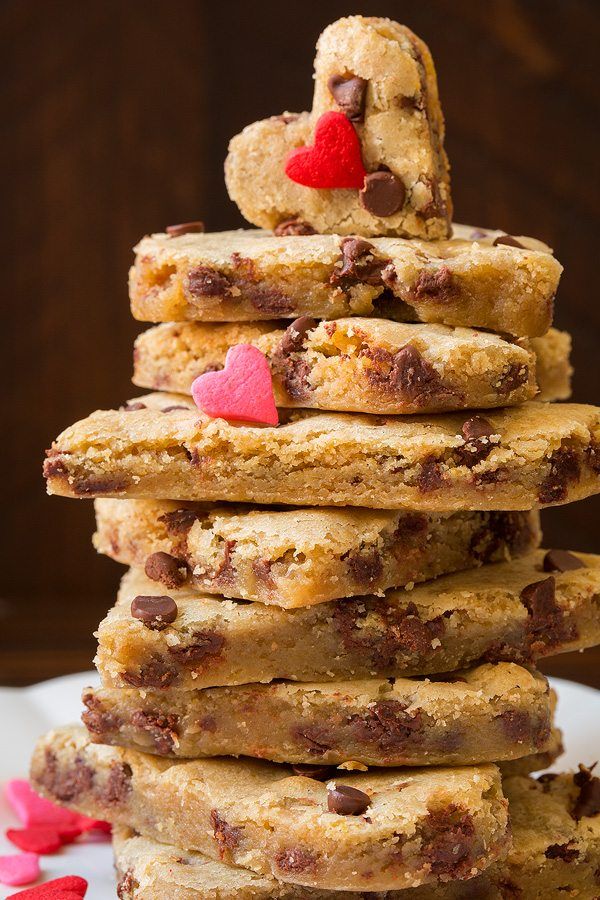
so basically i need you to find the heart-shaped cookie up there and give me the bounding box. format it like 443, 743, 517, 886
226, 16, 452, 238
192, 344, 279, 425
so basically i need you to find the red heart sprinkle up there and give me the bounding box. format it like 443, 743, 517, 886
6, 827, 63, 855
192, 344, 279, 426
55, 823, 83, 844
285, 111, 366, 189
8, 875, 87, 898
74, 815, 111, 834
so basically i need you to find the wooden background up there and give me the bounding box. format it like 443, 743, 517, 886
2, 0, 600, 686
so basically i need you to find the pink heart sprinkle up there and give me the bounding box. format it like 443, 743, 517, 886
0, 853, 40, 887
192, 344, 279, 426
5, 781, 78, 829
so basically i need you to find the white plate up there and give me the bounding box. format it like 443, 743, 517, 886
1, 672, 599, 898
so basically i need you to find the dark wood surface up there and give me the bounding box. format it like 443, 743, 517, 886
2, 0, 599, 687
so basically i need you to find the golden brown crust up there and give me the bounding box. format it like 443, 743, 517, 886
45, 395, 600, 511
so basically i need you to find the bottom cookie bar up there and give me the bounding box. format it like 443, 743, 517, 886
82, 662, 555, 767
32, 725, 509, 892
112, 769, 600, 899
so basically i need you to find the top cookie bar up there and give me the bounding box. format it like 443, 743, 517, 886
130, 227, 561, 337
225, 17, 451, 238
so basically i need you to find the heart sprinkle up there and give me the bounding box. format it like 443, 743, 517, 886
6, 827, 63, 855
285, 111, 366, 189
8, 875, 88, 898
0, 853, 40, 887
192, 344, 279, 426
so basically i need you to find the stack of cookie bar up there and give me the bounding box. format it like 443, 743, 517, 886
34, 16, 600, 898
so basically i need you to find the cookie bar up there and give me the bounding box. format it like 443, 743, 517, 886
532, 328, 572, 402
114, 829, 329, 900
133, 320, 572, 414
130, 227, 561, 337
498, 726, 563, 778
225, 16, 451, 239
112, 769, 600, 899
82, 662, 554, 767
94, 551, 600, 690
93, 500, 540, 607
31, 725, 509, 891
44, 394, 600, 511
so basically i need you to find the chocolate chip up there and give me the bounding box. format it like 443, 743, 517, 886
543, 550, 586, 573
350, 700, 421, 752
470, 512, 532, 564
519, 574, 576, 652
121, 401, 147, 412
497, 362, 528, 395
244, 283, 294, 315
144, 552, 188, 588
275, 848, 317, 874
417, 457, 445, 492
327, 784, 371, 816
364, 343, 455, 407
82, 693, 121, 735
274, 218, 316, 236
572, 763, 600, 820
131, 595, 178, 630
294, 725, 332, 754
117, 869, 139, 898
159, 507, 206, 536
344, 548, 383, 586
423, 805, 475, 877
538, 448, 581, 505
493, 234, 525, 249
327, 73, 368, 122
462, 416, 494, 442
252, 558, 275, 587
39, 749, 94, 803
187, 266, 231, 298
545, 842, 579, 862
280, 316, 317, 354
213, 540, 237, 587
458, 416, 497, 467
412, 266, 456, 303
121, 657, 178, 689
520, 577, 557, 620
392, 512, 429, 547
166, 221, 205, 237
102, 762, 133, 805
332, 598, 447, 671
498, 709, 531, 744
167, 630, 225, 665
42, 454, 69, 479
359, 171, 406, 217
130, 709, 179, 755
72, 475, 130, 496
210, 810, 243, 857
290, 764, 336, 781
330, 237, 385, 287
